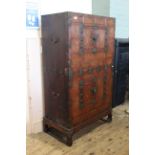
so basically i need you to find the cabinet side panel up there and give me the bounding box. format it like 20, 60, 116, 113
41, 13, 70, 127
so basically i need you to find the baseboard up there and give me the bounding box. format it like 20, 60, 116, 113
26, 123, 31, 134
26, 119, 43, 134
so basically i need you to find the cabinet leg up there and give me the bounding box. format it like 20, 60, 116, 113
107, 112, 112, 122
66, 135, 73, 146
100, 112, 112, 123
43, 124, 50, 132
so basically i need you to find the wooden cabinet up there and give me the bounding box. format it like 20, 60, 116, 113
41, 12, 115, 146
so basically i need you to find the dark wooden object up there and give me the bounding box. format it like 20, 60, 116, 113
41, 12, 115, 146
112, 38, 129, 108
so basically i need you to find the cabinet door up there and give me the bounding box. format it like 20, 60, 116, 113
68, 14, 115, 124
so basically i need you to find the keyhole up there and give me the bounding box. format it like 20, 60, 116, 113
92, 37, 96, 42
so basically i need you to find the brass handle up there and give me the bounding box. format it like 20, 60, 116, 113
92, 24, 98, 29
92, 77, 97, 83
79, 93, 83, 98
88, 67, 94, 74
92, 37, 97, 42
79, 47, 84, 55
104, 75, 107, 83
51, 92, 60, 97
79, 80, 84, 88
54, 38, 59, 44
79, 68, 84, 76
104, 64, 108, 70
96, 66, 101, 72
64, 68, 68, 76
64, 67, 73, 80
91, 88, 97, 95
56, 93, 60, 97
51, 37, 60, 44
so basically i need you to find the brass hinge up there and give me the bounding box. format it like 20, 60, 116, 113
65, 67, 73, 80
104, 27, 109, 53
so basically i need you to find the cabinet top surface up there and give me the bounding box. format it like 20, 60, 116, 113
41, 11, 115, 20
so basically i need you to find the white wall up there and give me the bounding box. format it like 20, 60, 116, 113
26, 0, 92, 134
110, 0, 129, 38
92, 0, 110, 16
40, 0, 92, 15
26, 37, 43, 133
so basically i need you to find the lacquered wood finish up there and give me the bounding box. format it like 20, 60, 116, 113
41, 12, 115, 146
68, 12, 115, 125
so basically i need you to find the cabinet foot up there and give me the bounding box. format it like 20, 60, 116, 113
100, 112, 112, 123
106, 113, 112, 122
43, 124, 50, 132
66, 135, 73, 146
